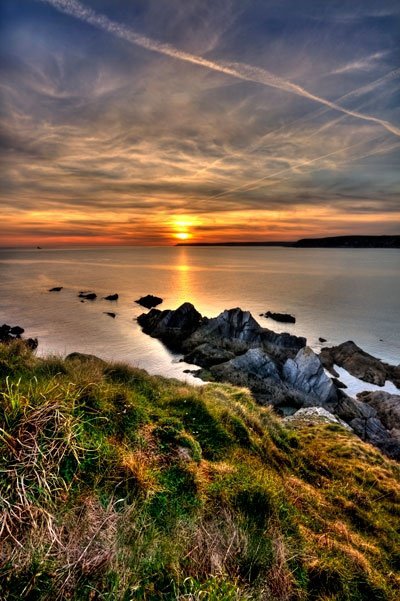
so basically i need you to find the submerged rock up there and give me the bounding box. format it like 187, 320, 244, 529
283, 347, 337, 403
135, 294, 163, 309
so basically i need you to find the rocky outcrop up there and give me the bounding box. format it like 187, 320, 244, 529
136, 301, 399, 459
261, 311, 296, 324
137, 302, 203, 350
320, 341, 400, 388
185, 308, 305, 358
283, 347, 337, 403
135, 295, 163, 309
357, 391, 400, 432
187, 308, 264, 348
183, 343, 235, 368
209, 348, 280, 390
104, 294, 119, 301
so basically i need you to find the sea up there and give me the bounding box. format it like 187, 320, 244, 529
1, 246, 399, 395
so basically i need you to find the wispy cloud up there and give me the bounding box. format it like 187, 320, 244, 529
38, 0, 400, 138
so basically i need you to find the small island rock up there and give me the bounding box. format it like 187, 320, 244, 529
135, 295, 163, 309
263, 311, 296, 324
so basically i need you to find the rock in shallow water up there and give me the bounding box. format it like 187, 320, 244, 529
135, 294, 163, 309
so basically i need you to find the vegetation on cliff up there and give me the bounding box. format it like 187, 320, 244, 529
0, 341, 399, 600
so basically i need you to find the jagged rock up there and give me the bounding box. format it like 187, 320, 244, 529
211, 348, 280, 382
262, 311, 296, 324
283, 346, 337, 403
135, 295, 163, 309
186, 308, 305, 356
49, 286, 63, 292
190, 308, 264, 345
78, 291, 97, 300
137, 302, 203, 350
357, 391, 400, 431
104, 293, 118, 301
183, 343, 235, 368
331, 394, 377, 422
206, 348, 284, 397
285, 407, 352, 430
320, 341, 400, 387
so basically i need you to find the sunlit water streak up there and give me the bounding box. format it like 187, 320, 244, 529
0, 246, 399, 393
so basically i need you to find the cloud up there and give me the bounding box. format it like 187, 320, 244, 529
38, 0, 400, 138
331, 52, 389, 75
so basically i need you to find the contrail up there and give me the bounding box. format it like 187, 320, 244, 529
206, 135, 391, 199
39, 0, 400, 138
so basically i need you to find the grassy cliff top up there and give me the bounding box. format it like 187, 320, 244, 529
0, 341, 399, 600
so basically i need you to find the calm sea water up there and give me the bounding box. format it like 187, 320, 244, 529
0, 246, 399, 387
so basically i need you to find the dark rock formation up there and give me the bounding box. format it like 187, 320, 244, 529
0, 323, 37, 349
49, 287, 63, 292
10, 326, 25, 337
104, 312, 116, 318
137, 302, 203, 350
319, 337, 327, 343
135, 295, 163, 309
262, 311, 296, 324
78, 292, 97, 300
357, 391, 400, 432
104, 294, 119, 301
185, 308, 305, 358
321, 341, 400, 387
283, 347, 337, 403
183, 343, 235, 368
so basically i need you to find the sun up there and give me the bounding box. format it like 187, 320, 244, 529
175, 232, 191, 240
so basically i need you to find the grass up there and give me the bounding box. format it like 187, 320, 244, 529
0, 340, 399, 600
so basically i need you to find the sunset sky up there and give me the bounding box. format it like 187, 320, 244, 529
1, 0, 399, 246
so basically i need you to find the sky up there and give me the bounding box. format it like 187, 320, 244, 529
0, 0, 399, 246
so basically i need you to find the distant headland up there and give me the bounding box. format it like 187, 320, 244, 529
177, 235, 400, 248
